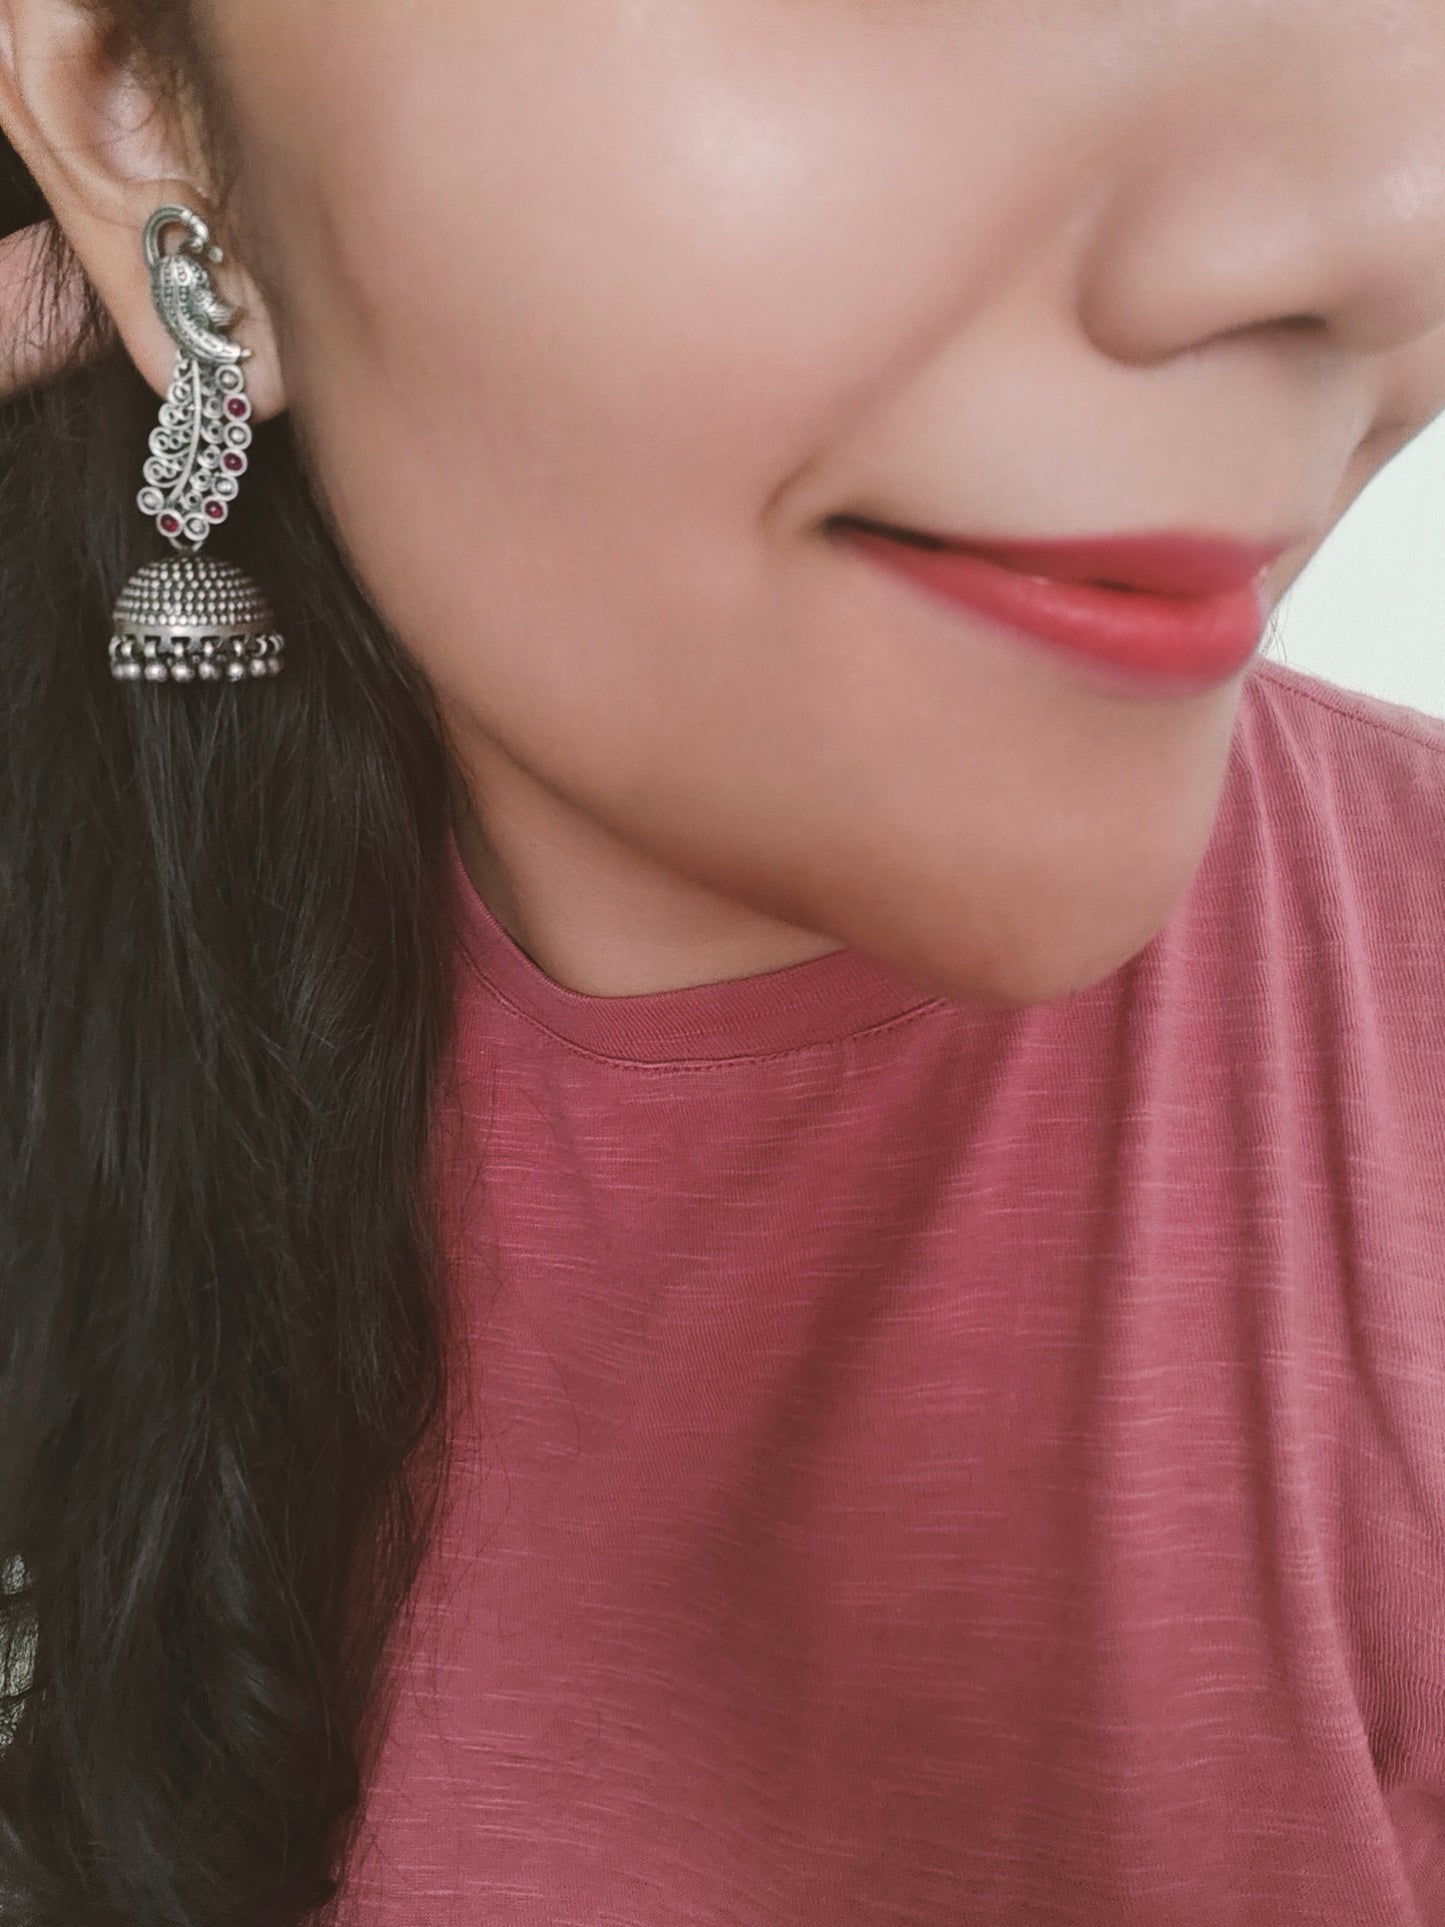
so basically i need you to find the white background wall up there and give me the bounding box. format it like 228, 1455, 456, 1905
1264, 413, 1445, 721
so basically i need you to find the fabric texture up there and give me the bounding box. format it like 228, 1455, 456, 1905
339, 657, 1445, 1926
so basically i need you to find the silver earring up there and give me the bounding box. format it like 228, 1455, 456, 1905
109, 204, 285, 684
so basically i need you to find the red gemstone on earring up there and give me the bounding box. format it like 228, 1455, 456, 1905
224, 398, 248, 418
222, 452, 245, 473
205, 500, 226, 520
160, 513, 181, 534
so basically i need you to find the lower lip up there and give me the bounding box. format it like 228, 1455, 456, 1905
835, 527, 1269, 697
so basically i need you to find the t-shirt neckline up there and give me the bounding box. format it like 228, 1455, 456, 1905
444, 824, 945, 1064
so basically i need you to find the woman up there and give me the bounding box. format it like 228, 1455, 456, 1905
1, 2, 1444, 1922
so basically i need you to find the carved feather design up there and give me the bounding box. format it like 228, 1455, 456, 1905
142, 203, 253, 368
135, 206, 255, 549
154, 252, 246, 366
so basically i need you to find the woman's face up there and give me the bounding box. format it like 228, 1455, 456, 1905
201, 0, 1445, 1006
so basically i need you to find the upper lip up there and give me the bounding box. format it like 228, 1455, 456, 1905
836, 519, 1295, 598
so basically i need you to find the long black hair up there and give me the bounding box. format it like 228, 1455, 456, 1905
0, 10, 469, 1920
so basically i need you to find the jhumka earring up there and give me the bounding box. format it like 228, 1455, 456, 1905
109, 203, 285, 684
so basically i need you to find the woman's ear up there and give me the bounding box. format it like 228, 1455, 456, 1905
0, 0, 284, 418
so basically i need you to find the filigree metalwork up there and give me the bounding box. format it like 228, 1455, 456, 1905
133, 204, 255, 553
111, 204, 285, 683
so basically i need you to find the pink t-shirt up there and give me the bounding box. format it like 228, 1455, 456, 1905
339, 658, 1445, 1926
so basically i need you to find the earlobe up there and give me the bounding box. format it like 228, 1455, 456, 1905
0, 0, 286, 419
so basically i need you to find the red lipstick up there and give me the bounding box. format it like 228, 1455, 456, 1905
832, 518, 1291, 695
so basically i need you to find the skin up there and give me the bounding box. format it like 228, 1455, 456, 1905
2, 2, 1445, 1009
